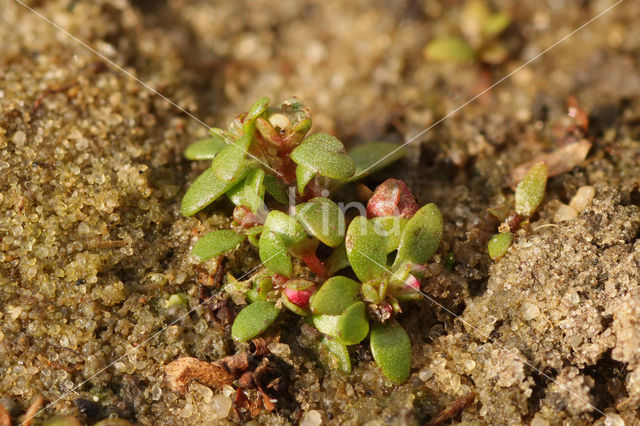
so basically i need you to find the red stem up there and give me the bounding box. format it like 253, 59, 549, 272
301, 251, 326, 278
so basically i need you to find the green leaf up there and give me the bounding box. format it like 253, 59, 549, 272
181, 167, 244, 217
291, 133, 355, 180
371, 216, 408, 253
310, 276, 361, 315
296, 197, 346, 247
345, 216, 388, 282
184, 134, 227, 160
42, 416, 83, 426
312, 313, 340, 338
259, 231, 292, 277
325, 242, 350, 276
488, 232, 513, 260
231, 300, 280, 342
247, 96, 269, 121
244, 97, 269, 134
394, 203, 442, 268
515, 162, 548, 217
480, 40, 508, 64
319, 337, 351, 373
246, 225, 263, 247
282, 296, 309, 316
370, 321, 411, 383
424, 36, 475, 62
167, 292, 189, 308
264, 174, 289, 204
192, 229, 246, 260
212, 134, 251, 182
227, 168, 266, 213
483, 11, 511, 38
337, 301, 369, 345
263, 210, 308, 248
348, 142, 406, 181
296, 164, 316, 195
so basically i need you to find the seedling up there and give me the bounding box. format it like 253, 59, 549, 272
425, 0, 511, 65
488, 161, 548, 259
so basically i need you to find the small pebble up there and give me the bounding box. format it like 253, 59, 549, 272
569, 186, 595, 212
553, 204, 578, 223
211, 394, 231, 419
300, 410, 323, 426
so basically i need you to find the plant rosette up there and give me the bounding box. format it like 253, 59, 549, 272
310, 180, 443, 383
182, 97, 408, 271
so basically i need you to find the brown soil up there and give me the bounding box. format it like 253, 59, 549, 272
2, 0, 640, 424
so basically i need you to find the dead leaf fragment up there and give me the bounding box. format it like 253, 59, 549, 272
0, 403, 11, 426
164, 357, 234, 394
21, 394, 44, 426
509, 139, 591, 188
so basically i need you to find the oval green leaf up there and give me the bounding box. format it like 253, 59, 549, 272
337, 301, 370, 345
184, 134, 227, 160
227, 168, 266, 213
312, 313, 340, 338
483, 11, 511, 38
296, 197, 346, 247
371, 216, 408, 253
211, 134, 251, 182
370, 320, 411, 383
264, 174, 289, 204
296, 164, 316, 195
310, 276, 361, 315
424, 36, 475, 62
181, 167, 243, 217
394, 203, 442, 268
231, 300, 280, 342
319, 337, 351, 373
244, 96, 270, 134
348, 142, 406, 181
515, 161, 548, 217
263, 210, 308, 248
345, 216, 388, 282
192, 229, 246, 261
259, 231, 293, 277
488, 232, 513, 260
291, 133, 355, 180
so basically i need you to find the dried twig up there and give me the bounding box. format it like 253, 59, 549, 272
426, 391, 476, 426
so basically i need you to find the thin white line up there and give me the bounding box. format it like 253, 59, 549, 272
12, 0, 283, 177
360, 0, 625, 176
358, 251, 613, 421
21, 254, 277, 425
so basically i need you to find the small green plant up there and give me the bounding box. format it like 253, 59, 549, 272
181, 97, 443, 383
424, 0, 511, 65
183, 97, 405, 263
309, 201, 443, 383
488, 161, 548, 259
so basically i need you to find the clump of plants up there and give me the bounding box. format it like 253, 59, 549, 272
181, 97, 443, 383
424, 0, 511, 65
487, 161, 548, 260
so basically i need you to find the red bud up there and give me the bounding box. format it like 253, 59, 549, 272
367, 179, 419, 219
283, 286, 316, 308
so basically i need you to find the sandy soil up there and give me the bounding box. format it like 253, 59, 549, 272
2, 0, 640, 424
